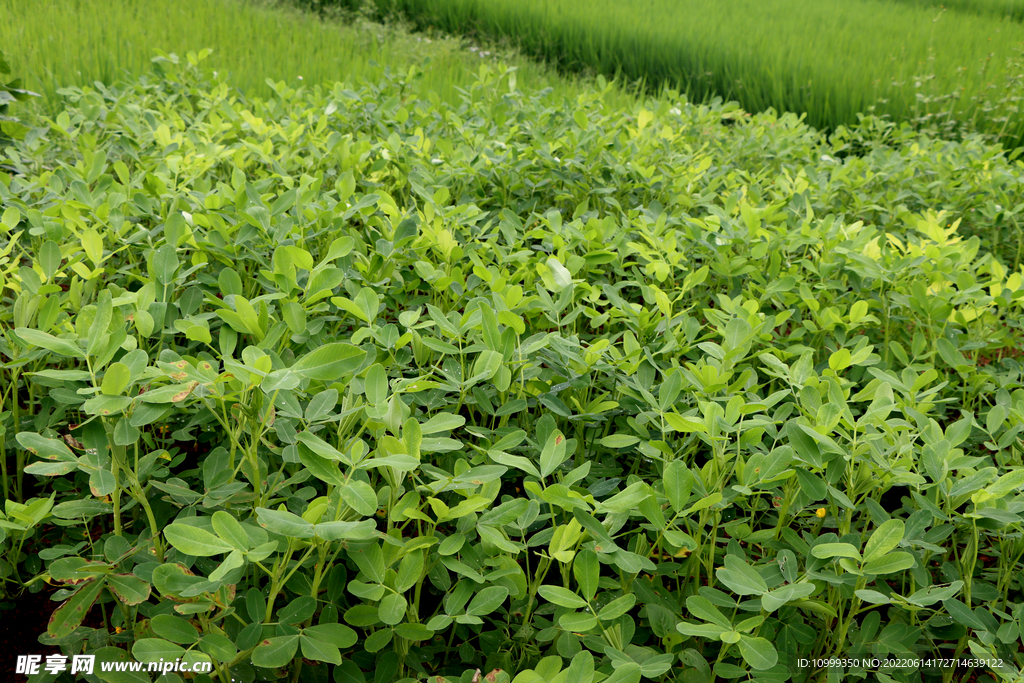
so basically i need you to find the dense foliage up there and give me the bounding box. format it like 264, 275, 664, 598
324, 0, 1024, 146
2, 53, 1024, 683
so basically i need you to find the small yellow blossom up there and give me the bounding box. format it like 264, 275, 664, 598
815, 508, 827, 519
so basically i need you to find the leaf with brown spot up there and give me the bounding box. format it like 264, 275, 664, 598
108, 574, 152, 605
48, 577, 106, 638
171, 381, 199, 402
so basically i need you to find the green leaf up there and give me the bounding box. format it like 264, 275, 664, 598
664, 413, 706, 433
278, 596, 317, 624
378, 593, 407, 625
540, 429, 568, 479
2, 206, 20, 229
314, 520, 376, 542
364, 628, 393, 653
738, 635, 778, 671
211, 511, 251, 551
132, 638, 187, 662
355, 287, 381, 323
199, 634, 238, 662
153, 244, 179, 285
150, 615, 200, 645
598, 594, 636, 621
298, 442, 347, 488
365, 363, 389, 405
350, 543, 385, 584
862, 518, 904, 563
546, 256, 573, 291
987, 468, 1024, 498
683, 492, 721, 515
488, 449, 541, 479
761, 583, 816, 612
466, 586, 509, 616
537, 585, 587, 609
101, 362, 131, 396
420, 412, 466, 434
113, 418, 140, 446
15, 328, 85, 358
296, 431, 350, 464
854, 590, 892, 605
305, 389, 339, 421
332, 296, 369, 322
218, 268, 243, 296
291, 343, 365, 380
251, 635, 299, 669
394, 550, 425, 593
861, 551, 915, 575
603, 662, 641, 683
304, 623, 357, 649
600, 434, 640, 448
39, 240, 61, 280
573, 549, 600, 601
811, 543, 861, 561
342, 480, 378, 517
209, 549, 244, 582
566, 651, 595, 683
685, 595, 731, 630
300, 633, 342, 665
52, 499, 110, 519
560, 612, 598, 632
638, 653, 675, 678
82, 394, 134, 416
87, 289, 113, 357
472, 349, 503, 381
942, 598, 986, 630
255, 507, 315, 538
663, 461, 693, 513
165, 523, 235, 557
716, 554, 769, 596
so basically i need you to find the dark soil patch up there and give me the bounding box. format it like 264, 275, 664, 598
0, 586, 62, 679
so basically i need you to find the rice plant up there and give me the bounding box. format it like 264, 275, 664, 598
349, 0, 1024, 144
0, 0, 629, 112
887, 0, 1024, 23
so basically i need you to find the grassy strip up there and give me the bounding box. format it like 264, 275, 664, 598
339, 0, 1024, 145
0, 0, 635, 112
888, 0, 1024, 22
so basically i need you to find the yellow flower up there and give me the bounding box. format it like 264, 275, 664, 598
815, 508, 827, 519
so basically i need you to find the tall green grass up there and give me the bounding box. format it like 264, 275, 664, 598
349, 0, 1024, 144
888, 0, 1024, 22
0, 0, 633, 113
